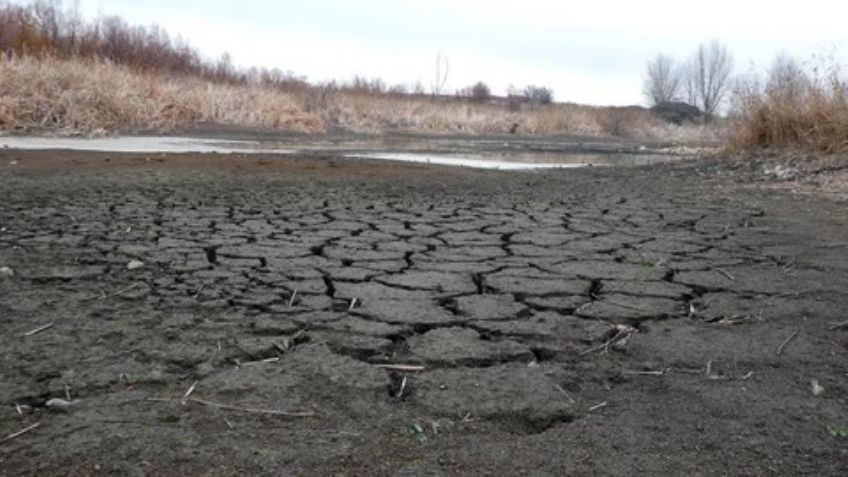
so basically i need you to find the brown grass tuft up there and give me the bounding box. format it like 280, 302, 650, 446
731, 56, 848, 153
0, 55, 322, 135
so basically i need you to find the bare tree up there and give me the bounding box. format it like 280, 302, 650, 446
522, 85, 554, 104
642, 54, 681, 105
685, 41, 734, 117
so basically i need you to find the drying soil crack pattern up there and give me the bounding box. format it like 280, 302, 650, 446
1, 154, 847, 475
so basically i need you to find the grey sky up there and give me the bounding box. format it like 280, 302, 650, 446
75, 0, 848, 105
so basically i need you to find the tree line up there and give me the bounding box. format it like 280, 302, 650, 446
643, 40, 734, 118
0, 1, 557, 105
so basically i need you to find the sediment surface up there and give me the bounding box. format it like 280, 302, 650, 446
1, 150, 846, 476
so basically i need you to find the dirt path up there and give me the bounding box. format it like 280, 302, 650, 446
1, 151, 846, 476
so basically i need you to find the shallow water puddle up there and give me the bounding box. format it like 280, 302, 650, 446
1, 136, 678, 170
343, 152, 589, 170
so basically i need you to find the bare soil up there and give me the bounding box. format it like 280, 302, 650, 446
0, 149, 846, 476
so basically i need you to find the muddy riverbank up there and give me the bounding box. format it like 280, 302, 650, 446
1, 149, 846, 476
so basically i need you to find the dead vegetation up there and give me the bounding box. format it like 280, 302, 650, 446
0, 54, 688, 138
0, 1, 703, 140
0, 55, 321, 135
731, 53, 848, 153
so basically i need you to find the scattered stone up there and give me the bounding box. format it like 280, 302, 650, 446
46, 398, 76, 411
0, 266, 14, 277
127, 260, 145, 271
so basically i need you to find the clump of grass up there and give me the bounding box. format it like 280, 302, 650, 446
730, 54, 848, 153
0, 55, 322, 135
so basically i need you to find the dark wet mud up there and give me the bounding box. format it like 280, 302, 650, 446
0, 150, 846, 476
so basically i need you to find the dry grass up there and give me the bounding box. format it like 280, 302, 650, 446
0, 55, 321, 135
731, 57, 848, 153
0, 54, 707, 141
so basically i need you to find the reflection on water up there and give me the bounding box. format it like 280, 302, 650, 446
0, 136, 681, 170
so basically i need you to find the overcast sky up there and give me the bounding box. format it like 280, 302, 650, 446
73, 0, 848, 105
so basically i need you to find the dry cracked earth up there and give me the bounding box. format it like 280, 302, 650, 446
0, 150, 847, 476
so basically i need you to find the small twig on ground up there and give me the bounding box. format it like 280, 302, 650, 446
376, 364, 425, 373
715, 268, 735, 280
65, 384, 72, 402
23, 323, 54, 337
579, 326, 636, 357
828, 320, 848, 331
181, 381, 198, 404
103, 283, 144, 299
741, 371, 754, 380
242, 357, 280, 366
554, 385, 576, 404
348, 297, 358, 311
776, 328, 800, 356
396, 376, 408, 399
287, 290, 298, 308
623, 370, 666, 376
0, 422, 40, 445
147, 397, 315, 418
588, 402, 608, 412
193, 283, 206, 300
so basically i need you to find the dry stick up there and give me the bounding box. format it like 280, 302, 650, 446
348, 297, 358, 311
776, 328, 801, 356
828, 320, 848, 331
715, 268, 736, 280
287, 290, 298, 308
396, 377, 408, 398
0, 422, 40, 445
147, 397, 315, 418
181, 381, 198, 404
193, 283, 206, 300
623, 370, 666, 376
554, 385, 577, 405
23, 322, 54, 337
579, 327, 634, 357
104, 283, 144, 299
376, 364, 426, 373
588, 402, 608, 412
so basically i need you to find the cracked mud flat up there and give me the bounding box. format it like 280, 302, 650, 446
0, 150, 847, 476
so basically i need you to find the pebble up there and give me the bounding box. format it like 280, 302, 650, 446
46, 398, 77, 410
0, 266, 14, 277
127, 260, 145, 271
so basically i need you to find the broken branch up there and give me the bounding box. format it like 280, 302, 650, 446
0, 422, 40, 445
776, 328, 800, 356
147, 397, 315, 418
376, 364, 425, 373
23, 322, 54, 337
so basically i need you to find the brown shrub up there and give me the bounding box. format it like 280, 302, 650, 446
730, 55, 848, 153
